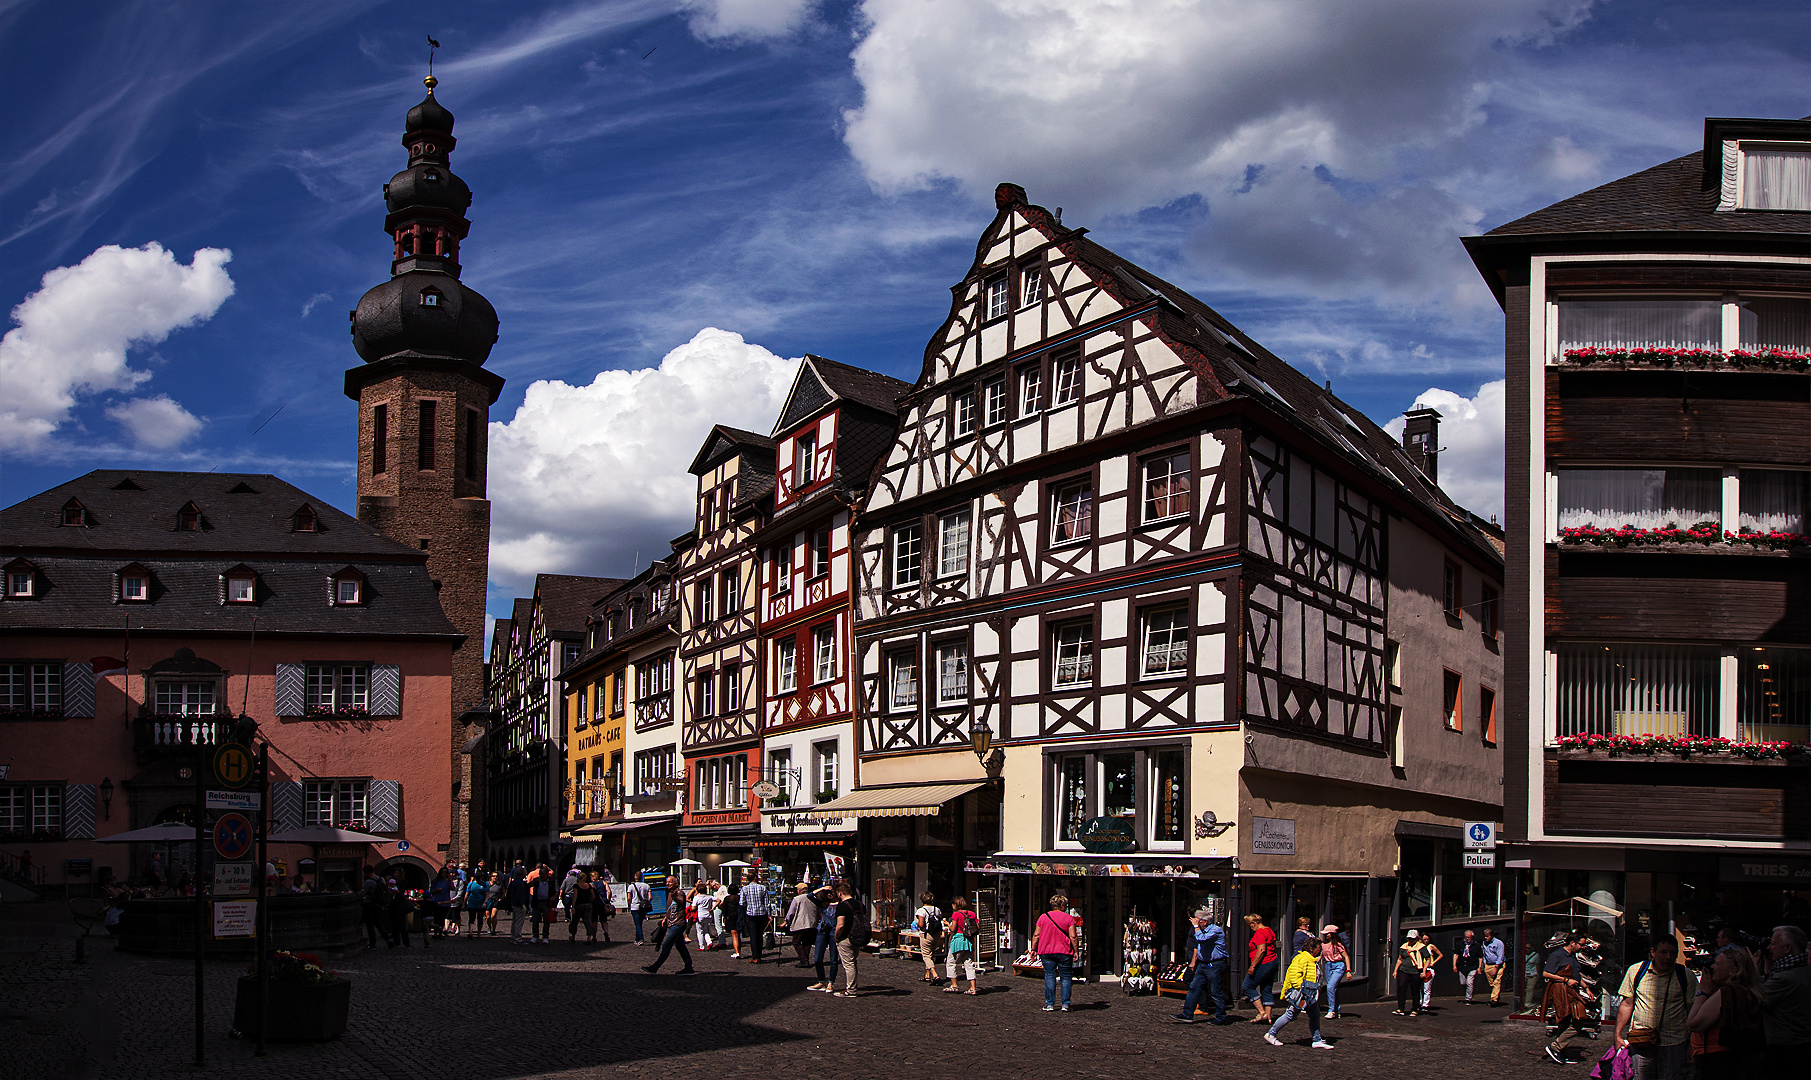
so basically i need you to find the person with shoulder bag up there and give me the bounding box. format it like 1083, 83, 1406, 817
1035, 894, 1080, 1013
1320, 925, 1350, 1019
1264, 937, 1333, 1049
943, 896, 981, 995
784, 882, 820, 967
1613, 936, 1696, 1080
914, 891, 944, 983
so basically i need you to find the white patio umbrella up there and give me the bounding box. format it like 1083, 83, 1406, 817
264, 825, 392, 844
718, 859, 752, 868
94, 823, 201, 843
670, 858, 703, 866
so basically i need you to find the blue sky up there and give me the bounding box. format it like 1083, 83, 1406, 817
4, 0, 1811, 631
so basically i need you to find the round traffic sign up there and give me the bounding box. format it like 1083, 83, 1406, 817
1468, 823, 1492, 843
213, 812, 254, 860
212, 742, 255, 790
396, 840, 410, 852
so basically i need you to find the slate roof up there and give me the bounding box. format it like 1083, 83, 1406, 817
4, 471, 421, 556
808, 355, 913, 416
1, 471, 457, 639
1485, 151, 1811, 238
535, 573, 623, 638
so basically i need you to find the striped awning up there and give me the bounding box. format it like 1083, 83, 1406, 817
750, 836, 852, 847
809, 782, 985, 819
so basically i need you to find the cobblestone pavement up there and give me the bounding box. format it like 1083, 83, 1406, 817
1, 915, 1581, 1080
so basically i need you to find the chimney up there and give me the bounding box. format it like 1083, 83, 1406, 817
1401, 407, 1441, 483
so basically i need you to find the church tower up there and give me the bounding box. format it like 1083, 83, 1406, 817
345, 75, 503, 865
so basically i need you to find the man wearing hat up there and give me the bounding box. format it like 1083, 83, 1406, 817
1172, 909, 1232, 1024
1393, 929, 1428, 1016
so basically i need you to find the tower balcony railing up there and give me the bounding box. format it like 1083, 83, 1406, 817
133, 713, 234, 760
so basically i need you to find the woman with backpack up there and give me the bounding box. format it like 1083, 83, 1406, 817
1687, 944, 1764, 1078
914, 891, 944, 983
943, 896, 981, 995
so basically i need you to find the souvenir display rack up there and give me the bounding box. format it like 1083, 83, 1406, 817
1121, 914, 1156, 994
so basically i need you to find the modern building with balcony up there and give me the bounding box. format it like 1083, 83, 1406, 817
1465, 114, 1811, 970
1, 471, 461, 893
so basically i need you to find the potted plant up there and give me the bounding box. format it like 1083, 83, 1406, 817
232, 950, 350, 1041
815, 788, 837, 804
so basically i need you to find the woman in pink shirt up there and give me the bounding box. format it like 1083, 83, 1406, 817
1035, 894, 1081, 1012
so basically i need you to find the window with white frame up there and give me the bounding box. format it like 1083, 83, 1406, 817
0, 663, 61, 712
154, 680, 215, 716
635, 745, 676, 792
938, 509, 970, 578
120, 572, 150, 602
696, 753, 748, 810
1021, 265, 1043, 306
777, 638, 797, 693
1052, 350, 1082, 405
986, 274, 1009, 320
0, 785, 62, 836
1140, 606, 1189, 678
1741, 145, 1811, 211
773, 544, 792, 594
1737, 297, 1811, 351
953, 390, 976, 437
1019, 363, 1043, 416
697, 671, 715, 717
226, 573, 256, 603
936, 642, 969, 703
892, 524, 922, 588
636, 653, 672, 700
1052, 747, 1184, 850
813, 623, 837, 683
1051, 479, 1094, 544
813, 741, 839, 798
8, 569, 35, 597
889, 650, 919, 711
1557, 467, 1722, 531
768, 748, 794, 805
303, 779, 368, 828
720, 567, 739, 615
812, 526, 832, 579
984, 377, 1007, 427
334, 576, 362, 605
697, 579, 714, 623
1052, 620, 1094, 688
721, 664, 741, 713
1142, 451, 1191, 522
796, 432, 817, 486
305, 664, 368, 712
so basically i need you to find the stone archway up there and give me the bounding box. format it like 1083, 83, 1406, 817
378, 854, 434, 891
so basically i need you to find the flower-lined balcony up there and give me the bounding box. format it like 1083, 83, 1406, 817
1553, 467, 1810, 554
1558, 525, 1811, 551
1553, 732, 1807, 761
1561, 346, 1811, 371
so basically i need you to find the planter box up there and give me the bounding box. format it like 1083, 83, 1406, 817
1551, 748, 1809, 766
232, 975, 350, 1041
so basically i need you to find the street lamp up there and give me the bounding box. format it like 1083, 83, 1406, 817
970, 725, 991, 761
971, 725, 1003, 780
99, 777, 113, 820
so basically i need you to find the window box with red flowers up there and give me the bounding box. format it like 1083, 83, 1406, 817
1552, 733, 1808, 762
304, 704, 370, 719
1558, 525, 1811, 552
1562, 346, 1811, 372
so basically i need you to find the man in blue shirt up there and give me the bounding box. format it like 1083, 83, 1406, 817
1480, 926, 1507, 1006
1173, 909, 1232, 1024
739, 872, 771, 964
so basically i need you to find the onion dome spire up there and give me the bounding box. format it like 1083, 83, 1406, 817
349, 77, 498, 366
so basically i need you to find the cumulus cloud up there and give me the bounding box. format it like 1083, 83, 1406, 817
0, 242, 232, 451
841, 0, 1591, 303
682, 0, 819, 41
487, 327, 802, 593
1384, 380, 1505, 521
105, 394, 205, 449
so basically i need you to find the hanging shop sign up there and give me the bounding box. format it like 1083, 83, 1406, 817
1720, 856, 1811, 884
1251, 816, 1296, 856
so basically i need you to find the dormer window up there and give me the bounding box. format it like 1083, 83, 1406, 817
5, 560, 37, 598
117, 564, 152, 603
329, 567, 366, 606
61, 499, 87, 527
420, 288, 442, 308
1742, 144, 1811, 210
796, 432, 816, 486
223, 565, 257, 605
178, 501, 203, 531
293, 505, 318, 533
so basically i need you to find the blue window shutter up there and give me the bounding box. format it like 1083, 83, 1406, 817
369, 664, 401, 716
62, 662, 95, 718
369, 779, 401, 833
272, 781, 304, 832
65, 784, 97, 839
274, 664, 305, 717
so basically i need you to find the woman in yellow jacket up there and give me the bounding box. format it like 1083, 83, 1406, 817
1264, 938, 1334, 1049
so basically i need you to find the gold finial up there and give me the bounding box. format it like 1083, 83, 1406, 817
424, 74, 438, 90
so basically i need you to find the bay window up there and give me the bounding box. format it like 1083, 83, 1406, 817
984, 377, 1007, 427
1737, 296, 1811, 350
1051, 745, 1186, 850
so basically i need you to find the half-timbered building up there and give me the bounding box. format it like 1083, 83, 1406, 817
675, 427, 774, 868
841, 184, 1505, 993
752, 358, 912, 884
1465, 114, 1811, 992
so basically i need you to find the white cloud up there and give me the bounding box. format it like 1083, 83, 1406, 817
1384, 380, 1505, 521
299, 292, 332, 317
840, 0, 1591, 304
105, 394, 205, 449
486, 327, 802, 593
0, 242, 232, 451
682, 0, 819, 41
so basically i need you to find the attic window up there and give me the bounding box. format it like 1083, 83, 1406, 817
1021, 264, 1044, 306
1741, 144, 1811, 210
225, 568, 257, 604
60, 499, 87, 527
330, 569, 365, 606
118, 565, 151, 603
293, 505, 318, 533
6, 560, 36, 598
420, 288, 442, 308
178, 502, 203, 531
986, 274, 1010, 320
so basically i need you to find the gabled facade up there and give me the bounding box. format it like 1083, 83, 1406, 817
1465, 116, 1811, 985
482, 573, 619, 868
675, 427, 774, 865
843, 184, 1506, 992
752, 358, 911, 882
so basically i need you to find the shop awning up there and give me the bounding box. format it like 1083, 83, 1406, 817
810, 782, 984, 819
965, 856, 1235, 879
751, 837, 852, 848
573, 814, 681, 835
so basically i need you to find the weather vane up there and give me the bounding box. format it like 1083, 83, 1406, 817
427, 35, 441, 89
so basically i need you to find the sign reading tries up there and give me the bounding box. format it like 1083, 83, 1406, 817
1250, 816, 1296, 856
